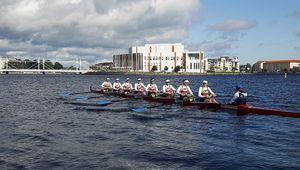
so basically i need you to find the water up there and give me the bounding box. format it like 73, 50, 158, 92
0, 74, 299, 169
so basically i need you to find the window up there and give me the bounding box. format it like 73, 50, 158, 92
166, 56, 168, 60
190, 63, 192, 69
171, 57, 174, 60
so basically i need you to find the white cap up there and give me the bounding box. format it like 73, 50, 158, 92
106, 78, 110, 80
137, 78, 141, 81
203, 80, 208, 84
126, 78, 130, 81
165, 79, 170, 82
116, 78, 119, 81
184, 79, 189, 83
150, 78, 155, 81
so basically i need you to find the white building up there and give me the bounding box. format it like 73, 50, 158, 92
184, 51, 205, 73
113, 43, 205, 73
204, 56, 239, 72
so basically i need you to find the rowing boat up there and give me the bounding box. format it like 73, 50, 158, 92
90, 86, 300, 118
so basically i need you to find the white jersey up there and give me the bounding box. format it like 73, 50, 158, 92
230, 91, 248, 104
163, 84, 176, 93
101, 81, 112, 88
122, 82, 133, 90
113, 82, 122, 90
134, 83, 146, 91
146, 84, 159, 92
198, 86, 216, 98
176, 85, 193, 95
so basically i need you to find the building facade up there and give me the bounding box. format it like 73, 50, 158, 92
113, 43, 205, 73
253, 60, 300, 73
204, 56, 239, 72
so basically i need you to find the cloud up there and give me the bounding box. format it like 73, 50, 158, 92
209, 20, 256, 32
296, 31, 300, 37
0, 0, 200, 67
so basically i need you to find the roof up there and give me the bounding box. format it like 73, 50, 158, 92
264, 60, 300, 64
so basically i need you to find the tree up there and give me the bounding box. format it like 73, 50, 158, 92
45, 61, 54, 69
53, 62, 64, 69
246, 63, 252, 72
151, 65, 158, 72
174, 65, 181, 72
164, 66, 168, 71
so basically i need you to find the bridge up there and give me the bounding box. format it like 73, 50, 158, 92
0, 57, 94, 74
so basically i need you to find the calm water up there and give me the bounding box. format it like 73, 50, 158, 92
0, 74, 299, 169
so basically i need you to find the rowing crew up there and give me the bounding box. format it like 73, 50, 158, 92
101, 78, 247, 106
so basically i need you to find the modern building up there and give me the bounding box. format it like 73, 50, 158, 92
113, 43, 205, 73
90, 62, 113, 70
252, 60, 300, 73
184, 51, 204, 73
204, 56, 240, 72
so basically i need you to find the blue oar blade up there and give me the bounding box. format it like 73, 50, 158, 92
131, 107, 148, 113
96, 101, 112, 105
59, 92, 70, 97
76, 96, 88, 101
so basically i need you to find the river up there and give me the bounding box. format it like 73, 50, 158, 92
0, 74, 299, 169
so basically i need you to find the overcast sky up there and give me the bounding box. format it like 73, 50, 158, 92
0, 0, 299, 67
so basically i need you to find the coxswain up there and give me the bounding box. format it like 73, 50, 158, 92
198, 80, 217, 103
101, 78, 112, 92
229, 85, 247, 106
146, 78, 159, 97
134, 78, 146, 95
112, 78, 122, 92
162, 79, 176, 97
176, 79, 193, 101
122, 78, 133, 94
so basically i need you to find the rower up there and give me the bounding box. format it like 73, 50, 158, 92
146, 78, 159, 97
101, 78, 112, 92
198, 80, 217, 103
162, 79, 176, 97
113, 78, 122, 92
229, 85, 247, 106
134, 78, 146, 95
122, 78, 133, 94
176, 79, 193, 101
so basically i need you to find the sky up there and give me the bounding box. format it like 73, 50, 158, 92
0, 0, 299, 68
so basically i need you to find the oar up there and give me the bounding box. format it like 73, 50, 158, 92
131, 104, 165, 113
64, 101, 112, 106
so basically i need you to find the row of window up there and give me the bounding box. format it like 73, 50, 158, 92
144, 56, 183, 61
189, 62, 200, 70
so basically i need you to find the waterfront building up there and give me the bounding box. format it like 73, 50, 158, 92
253, 60, 300, 73
90, 62, 113, 70
113, 43, 205, 73
204, 56, 240, 72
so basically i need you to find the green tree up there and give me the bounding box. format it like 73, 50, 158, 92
164, 66, 168, 71
151, 65, 158, 72
45, 60, 54, 69
174, 65, 181, 72
53, 62, 64, 69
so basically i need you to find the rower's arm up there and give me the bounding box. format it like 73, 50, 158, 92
171, 85, 176, 91
176, 86, 181, 94
162, 86, 166, 93
229, 93, 239, 104
198, 87, 203, 97
142, 83, 146, 89
101, 82, 105, 88
188, 86, 193, 96
146, 84, 150, 91
134, 84, 137, 91
155, 85, 159, 92
208, 87, 216, 97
